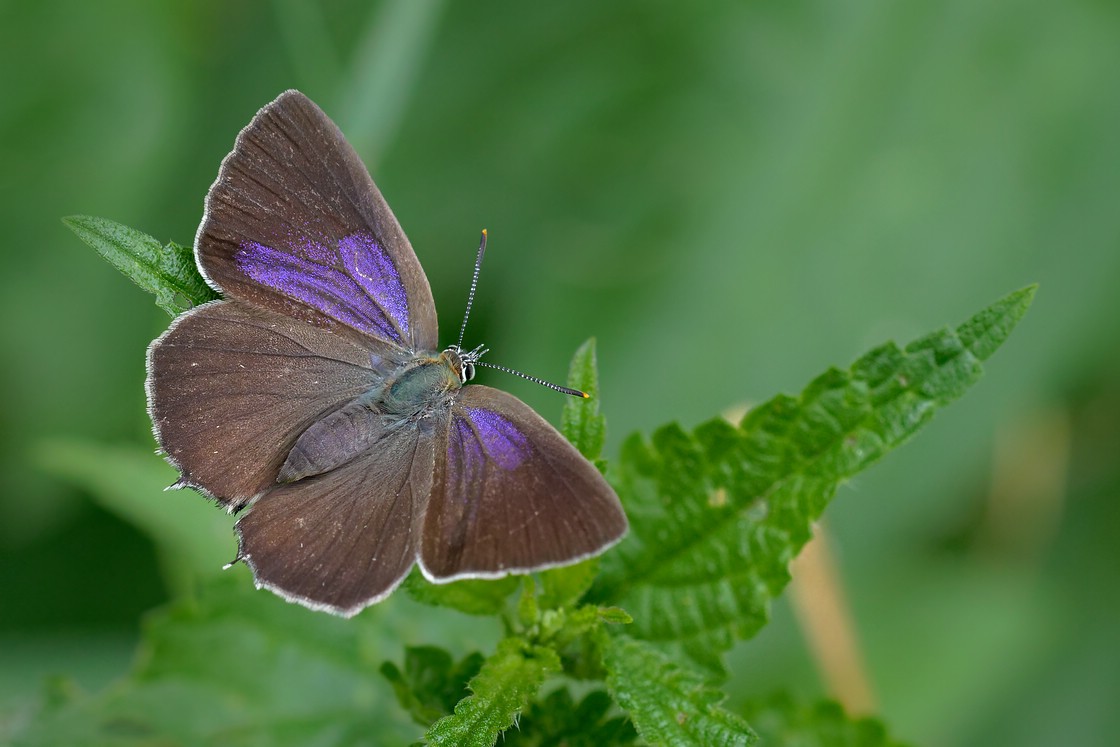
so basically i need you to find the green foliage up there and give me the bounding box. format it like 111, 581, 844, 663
506, 688, 639, 746
12, 576, 416, 746
423, 637, 562, 747
62, 215, 218, 315
562, 338, 607, 468
742, 694, 911, 747
403, 568, 520, 617
588, 286, 1037, 675
381, 647, 486, 727
32, 438, 232, 593
41, 224, 1036, 745
603, 634, 755, 746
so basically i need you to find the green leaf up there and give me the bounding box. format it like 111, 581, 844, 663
505, 687, 639, 746
590, 287, 1037, 670
63, 215, 217, 315
543, 605, 604, 652
32, 438, 232, 592
403, 567, 520, 617
380, 646, 485, 727
596, 607, 633, 625
425, 636, 561, 746
13, 575, 416, 746
562, 338, 607, 466
741, 693, 911, 747
602, 635, 755, 747
537, 558, 600, 611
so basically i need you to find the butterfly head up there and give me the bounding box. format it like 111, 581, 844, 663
443, 344, 489, 385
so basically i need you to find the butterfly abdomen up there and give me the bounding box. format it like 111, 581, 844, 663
278, 401, 387, 483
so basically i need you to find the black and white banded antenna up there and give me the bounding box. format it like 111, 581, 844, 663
455, 229, 488, 353
454, 230, 589, 399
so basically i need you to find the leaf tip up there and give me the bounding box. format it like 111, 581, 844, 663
956, 284, 1039, 361
597, 606, 633, 624
61, 214, 92, 236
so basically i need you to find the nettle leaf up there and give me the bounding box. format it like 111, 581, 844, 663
741, 693, 911, 747
380, 646, 486, 727
562, 338, 607, 468
602, 634, 755, 747
590, 287, 1037, 672
425, 636, 562, 746
63, 215, 217, 315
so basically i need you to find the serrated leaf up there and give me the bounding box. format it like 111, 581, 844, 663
590, 287, 1036, 670
380, 646, 485, 727
602, 635, 755, 747
63, 215, 217, 315
403, 567, 520, 616
742, 693, 911, 747
425, 636, 561, 747
562, 338, 606, 466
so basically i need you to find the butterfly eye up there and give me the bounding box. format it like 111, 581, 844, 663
462, 362, 476, 382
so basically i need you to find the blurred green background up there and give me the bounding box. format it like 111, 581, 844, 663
2, 0, 1118, 744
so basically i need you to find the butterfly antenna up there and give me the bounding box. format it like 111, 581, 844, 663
474, 361, 589, 399
456, 229, 488, 352
453, 230, 586, 399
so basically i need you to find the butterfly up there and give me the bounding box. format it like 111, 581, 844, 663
145, 90, 628, 617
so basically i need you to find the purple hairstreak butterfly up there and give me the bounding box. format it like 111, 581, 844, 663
146, 90, 628, 616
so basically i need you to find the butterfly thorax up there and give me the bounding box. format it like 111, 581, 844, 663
377, 350, 464, 417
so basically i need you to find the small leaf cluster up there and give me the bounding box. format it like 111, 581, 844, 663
30, 218, 1035, 746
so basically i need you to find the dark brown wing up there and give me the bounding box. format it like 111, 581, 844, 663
195, 90, 437, 354
420, 386, 628, 581
235, 420, 435, 616
146, 300, 381, 509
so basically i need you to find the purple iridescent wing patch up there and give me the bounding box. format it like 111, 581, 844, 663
236, 232, 409, 344
461, 407, 531, 471
443, 408, 531, 509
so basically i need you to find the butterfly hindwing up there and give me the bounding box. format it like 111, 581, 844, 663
146, 300, 382, 508
420, 385, 628, 581
195, 90, 438, 354
235, 419, 435, 616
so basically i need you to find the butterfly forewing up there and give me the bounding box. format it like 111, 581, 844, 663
236, 420, 435, 616
146, 301, 382, 507
195, 90, 438, 354
420, 386, 628, 581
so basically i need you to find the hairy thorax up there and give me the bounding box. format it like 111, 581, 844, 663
377, 351, 463, 416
